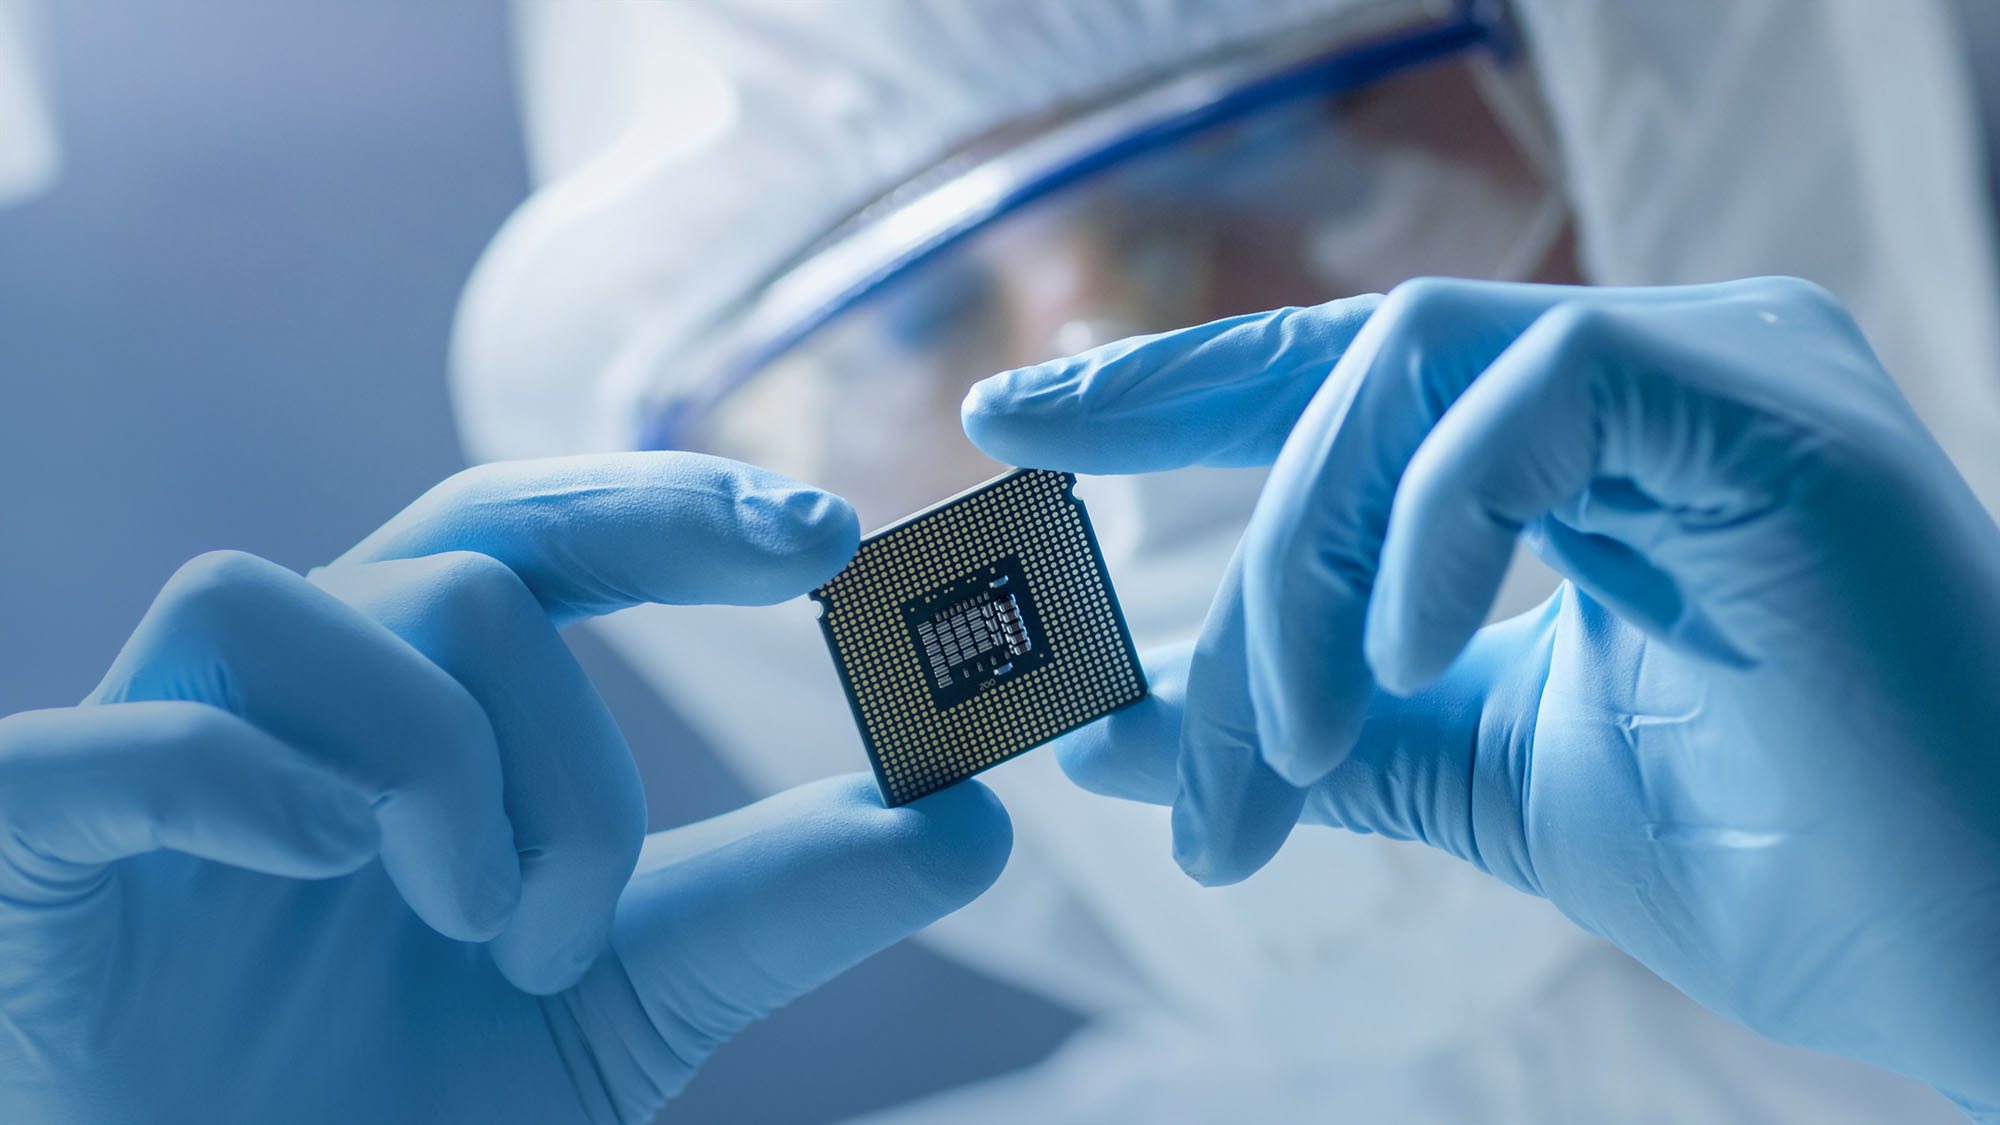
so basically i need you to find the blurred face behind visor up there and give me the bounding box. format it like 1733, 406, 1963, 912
640, 12, 1577, 530
453, 0, 1577, 530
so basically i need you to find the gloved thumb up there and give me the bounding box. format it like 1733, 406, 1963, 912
1055, 606, 1556, 898
578, 775, 1011, 1119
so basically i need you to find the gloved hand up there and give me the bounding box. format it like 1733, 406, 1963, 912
0, 454, 1011, 1124
963, 278, 2000, 1118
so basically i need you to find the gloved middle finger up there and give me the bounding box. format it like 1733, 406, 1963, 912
1234, 277, 1572, 791
312, 452, 863, 992
313, 552, 643, 995
86, 550, 519, 943
1173, 547, 1308, 885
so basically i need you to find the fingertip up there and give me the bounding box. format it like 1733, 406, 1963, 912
486, 793, 644, 996
1171, 748, 1309, 887
1052, 644, 1187, 805
486, 850, 625, 995
707, 466, 860, 600
493, 923, 609, 996
1247, 665, 1362, 787
428, 817, 523, 943
1169, 803, 1255, 888
456, 885, 521, 945
891, 779, 1013, 908
500, 968, 583, 998
958, 388, 1007, 462
1176, 861, 1251, 889
1262, 748, 1329, 789
1051, 723, 1167, 804
1361, 529, 1489, 698
1362, 630, 1435, 699
958, 368, 1012, 437
960, 363, 1073, 467
455, 886, 521, 945
1171, 718, 1307, 885
309, 787, 384, 873
1168, 807, 1217, 885
756, 480, 860, 582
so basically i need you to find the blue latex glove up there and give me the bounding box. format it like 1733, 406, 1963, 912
963, 278, 2000, 1118
0, 454, 1011, 1124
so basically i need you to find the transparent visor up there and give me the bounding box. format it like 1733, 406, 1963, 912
649, 7, 1579, 532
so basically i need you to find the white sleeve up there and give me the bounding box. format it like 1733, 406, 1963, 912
1515, 0, 2000, 513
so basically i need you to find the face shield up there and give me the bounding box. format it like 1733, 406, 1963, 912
633, 2, 1573, 530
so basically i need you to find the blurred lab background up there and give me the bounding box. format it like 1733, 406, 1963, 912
5, 3, 2000, 1124
0, 3, 1075, 1122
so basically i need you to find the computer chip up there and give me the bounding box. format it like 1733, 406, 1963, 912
812, 468, 1147, 806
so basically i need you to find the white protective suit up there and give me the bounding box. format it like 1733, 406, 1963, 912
454, 1, 2000, 1120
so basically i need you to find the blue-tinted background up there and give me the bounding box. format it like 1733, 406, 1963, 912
0, 3, 1074, 1122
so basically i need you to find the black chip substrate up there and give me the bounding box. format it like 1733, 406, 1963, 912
905, 555, 1052, 707
812, 468, 1146, 806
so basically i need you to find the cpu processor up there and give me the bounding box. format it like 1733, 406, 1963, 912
812, 468, 1147, 806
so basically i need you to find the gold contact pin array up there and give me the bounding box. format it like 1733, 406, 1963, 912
811, 469, 1147, 806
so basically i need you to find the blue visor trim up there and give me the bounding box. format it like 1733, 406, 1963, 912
641, 0, 1508, 452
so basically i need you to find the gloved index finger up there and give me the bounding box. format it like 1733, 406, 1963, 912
1238, 279, 1730, 786
961, 295, 1381, 474
329, 452, 861, 626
